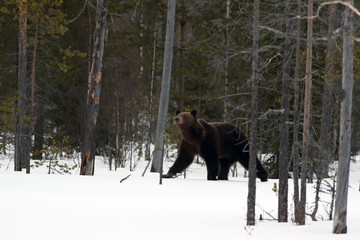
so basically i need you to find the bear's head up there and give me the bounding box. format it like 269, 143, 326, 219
174, 110, 203, 142
174, 110, 197, 127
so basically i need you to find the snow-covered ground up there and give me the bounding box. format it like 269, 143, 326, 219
0, 155, 359, 240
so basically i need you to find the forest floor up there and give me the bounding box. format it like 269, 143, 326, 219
0, 154, 359, 240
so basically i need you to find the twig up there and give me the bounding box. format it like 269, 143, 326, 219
256, 204, 277, 220
120, 174, 131, 183
68, 0, 89, 24
316, 1, 360, 18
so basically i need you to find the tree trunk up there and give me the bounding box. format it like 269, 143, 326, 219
278, 0, 291, 223
312, 4, 340, 222
333, 0, 354, 234
292, 0, 302, 224
223, 0, 231, 121
151, 0, 176, 181
177, 0, 185, 111
80, 0, 108, 176
299, 0, 313, 226
319, 5, 340, 179
33, 86, 45, 160
247, 0, 259, 226
15, 0, 30, 173
145, 18, 158, 163
31, 23, 44, 160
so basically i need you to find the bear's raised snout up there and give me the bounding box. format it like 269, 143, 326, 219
174, 117, 180, 123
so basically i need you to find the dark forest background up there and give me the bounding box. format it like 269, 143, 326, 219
0, 0, 359, 175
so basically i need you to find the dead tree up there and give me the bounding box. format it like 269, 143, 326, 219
15, 0, 31, 173
151, 0, 176, 184
299, 0, 314, 226
247, 0, 259, 226
80, 0, 108, 175
278, 0, 291, 223
333, 0, 354, 234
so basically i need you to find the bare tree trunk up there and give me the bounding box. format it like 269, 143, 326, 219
299, 0, 313, 226
310, 178, 321, 221
30, 23, 38, 126
145, 18, 158, 164
80, 0, 108, 176
223, 0, 231, 121
177, 0, 185, 111
15, 0, 30, 173
31, 23, 44, 161
278, 0, 291, 223
247, 0, 259, 226
151, 0, 176, 183
319, 4, 339, 180
138, 0, 144, 80
333, 0, 354, 234
33, 88, 44, 160
312, 4, 340, 222
292, 0, 302, 224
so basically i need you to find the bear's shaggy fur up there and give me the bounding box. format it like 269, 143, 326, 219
163, 110, 268, 181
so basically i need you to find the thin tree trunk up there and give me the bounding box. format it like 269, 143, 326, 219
333, 0, 354, 234
145, 18, 158, 163
278, 0, 291, 223
138, 0, 144, 80
292, 0, 302, 224
33, 85, 44, 160
151, 0, 176, 183
299, 0, 313, 226
319, 5, 339, 179
177, 0, 185, 111
15, 0, 30, 173
120, 112, 127, 168
30, 23, 38, 125
80, 0, 108, 176
310, 179, 321, 221
223, 0, 231, 121
31, 23, 43, 160
247, 0, 259, 226
312, 4, 340, 222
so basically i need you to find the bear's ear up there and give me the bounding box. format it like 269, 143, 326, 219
190, 110, 197, 118
176, 109, 181, 115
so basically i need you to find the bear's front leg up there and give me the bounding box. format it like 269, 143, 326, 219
164, 140, 196, 178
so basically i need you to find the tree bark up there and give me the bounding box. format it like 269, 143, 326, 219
15, 0, 31, 173
333, 0, 354, 234
312, 4, 340, 222
145, 18, 158, 164
247, 0, 259, 226
80, 0, 108, 176
319, 4, 339, 179
177, 0, 185, 111
299, 0, 313, 226
151, 0, 176, 182
223, 0, 231, 121
292, 0, 302, 224
278, 0, 291, 223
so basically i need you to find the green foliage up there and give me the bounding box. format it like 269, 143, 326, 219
32, 135, 77, 174
0, 96, 17, 153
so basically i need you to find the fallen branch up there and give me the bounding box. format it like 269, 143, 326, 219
256, 204, 277, 221
120, 174, 131, 183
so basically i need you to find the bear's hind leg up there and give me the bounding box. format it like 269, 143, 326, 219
218, 159, 232, 180
205, 160, 218, 180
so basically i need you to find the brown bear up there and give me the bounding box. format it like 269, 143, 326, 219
163, 110, 268, 181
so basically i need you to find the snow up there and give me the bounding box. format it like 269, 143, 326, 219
1, 155, 359, 240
